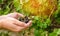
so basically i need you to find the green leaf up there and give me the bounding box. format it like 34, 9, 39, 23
13, 0, 21, 11
49, 29, 60, 36
0, 0, 2, 3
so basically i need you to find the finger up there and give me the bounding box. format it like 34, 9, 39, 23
13, 19, 26, 27
7, 12, 24, 19
2, 22, 24, 32
25, 20, 32, 28
14, 12, 25, 18
6, 13, 17, 18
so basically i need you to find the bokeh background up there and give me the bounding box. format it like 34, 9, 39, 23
0, 0, 60, 36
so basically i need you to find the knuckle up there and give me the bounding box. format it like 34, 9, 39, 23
21, 22, 25, 24
20, 22, 24, 24
21, 22, 26, 26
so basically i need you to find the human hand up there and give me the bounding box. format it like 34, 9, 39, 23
0, 12, 32, 32
6, 12, 24, 19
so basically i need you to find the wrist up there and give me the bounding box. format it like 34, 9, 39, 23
0, 15, 6, 20
0, 20, 3, 28
0, 15, 6, 28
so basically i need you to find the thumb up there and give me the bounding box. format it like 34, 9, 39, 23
6, 12, 24, 19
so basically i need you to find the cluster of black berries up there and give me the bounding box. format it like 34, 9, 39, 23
19, 16, 30, 23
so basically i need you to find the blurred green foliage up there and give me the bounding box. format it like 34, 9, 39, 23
0, 0, 60, 36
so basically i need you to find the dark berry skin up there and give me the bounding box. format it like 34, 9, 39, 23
19, 16, 30, 23
24, 16, 30, 23
19, 17, 24, 22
